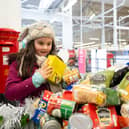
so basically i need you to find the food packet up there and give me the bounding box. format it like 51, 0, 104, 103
118, 72, 129, 102
103, 88, 120, 106
63, 68, 81, 85
72, 85, 106, 105
110, 65, 129, 87
44, 55, 66, 84
120, 103, 129, 118
90, 69, 114, 88
118, 116, 129, 128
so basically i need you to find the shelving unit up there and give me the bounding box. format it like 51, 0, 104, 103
21, 0, 129, 50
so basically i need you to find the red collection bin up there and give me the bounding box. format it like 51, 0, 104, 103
0, 28, 19, 93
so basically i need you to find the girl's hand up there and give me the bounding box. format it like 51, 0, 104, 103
38, 60, 53, 80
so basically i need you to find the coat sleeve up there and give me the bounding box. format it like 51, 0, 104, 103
5, 61, 42, 101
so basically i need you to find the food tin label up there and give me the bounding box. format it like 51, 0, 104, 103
42, 90, 53, 101
39, 90, 53, 112
47, 96, 76, 119
40, 113, 61, 129
96, 107, 111, 126
60, 99, 76, 119
39, 100, 48, 112
43, 120, 61, 129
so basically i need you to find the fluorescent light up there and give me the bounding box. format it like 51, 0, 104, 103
89, 37, 99, 41
74, 42, 96, 47
86, 42, 96, 45
74, 42, 82, 45
122, 42, 127, 45
83, 44, 100, 49
89, 14, 95, 20
39, 0, 55, 9
118, 39, 126, 41
104, 42, 112, 44
62, 0, 77, 11
88, 44, 99, 47
21, 0, 28, 4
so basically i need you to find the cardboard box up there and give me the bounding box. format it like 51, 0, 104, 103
47, 55, 66, 84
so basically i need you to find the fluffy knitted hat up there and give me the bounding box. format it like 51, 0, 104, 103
18, 21, 55, 43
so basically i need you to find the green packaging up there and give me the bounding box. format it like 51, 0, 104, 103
60, 99, 76, 120
104, 88, 120, 106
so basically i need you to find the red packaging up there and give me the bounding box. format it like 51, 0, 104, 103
62, 120, 68, 129
47, 95, 76, 119
47, 95, 61, 115
39, 90, 53, 112
62, 90, 74, 101
78, 104, 90, 115
41, 90, 53, 101
79, 104, 120, 129
118, 116, 129, 128
89, 104, 120, 129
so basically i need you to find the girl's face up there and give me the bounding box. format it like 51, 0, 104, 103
34, 37, 53, 56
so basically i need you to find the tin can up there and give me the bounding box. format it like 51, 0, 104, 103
68, 113, 93, 129
39, 90, 53, 112
60, 99, 75, 119
47, 95, 76, 119
121, 103, 129, 118
40, 113, 61, 129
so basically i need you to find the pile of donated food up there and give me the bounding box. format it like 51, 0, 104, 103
0, 55, 129, 129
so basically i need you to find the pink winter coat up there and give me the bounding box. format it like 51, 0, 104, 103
5, 61, 50, 102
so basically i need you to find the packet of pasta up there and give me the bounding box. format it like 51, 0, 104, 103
72, 85, 106, 105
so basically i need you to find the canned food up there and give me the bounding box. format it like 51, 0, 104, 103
68, 113, 93, 129
43, 120, 61, 129
39, 90, 53, 112
40, 113, 61, 129
47, 95, 76, 119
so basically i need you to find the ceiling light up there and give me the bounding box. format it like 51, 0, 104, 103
118, 39, 126, 41
89, 14, 95, 20
89, 37, 99, 41
74, 42, 96, 47
122, 42, 127, 45
39, 0, 55, 9
62, 0, 77, 11
104, 42, 112, 44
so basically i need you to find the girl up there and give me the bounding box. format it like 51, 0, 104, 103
5, 21, 62, 103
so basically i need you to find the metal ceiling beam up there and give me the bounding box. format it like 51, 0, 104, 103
84, 0, 126, 24
48, 0, 63, 9
21, 8, 63, 22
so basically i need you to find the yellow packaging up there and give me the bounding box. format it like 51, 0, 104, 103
96, 92, 106, 105
47, 55, 66, 84
121, 84, 129, 102
63, 68, 81, 85
72, 85, 106, 105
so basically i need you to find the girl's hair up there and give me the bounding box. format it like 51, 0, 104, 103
8, 39, 56, 79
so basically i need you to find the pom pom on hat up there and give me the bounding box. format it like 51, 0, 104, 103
18, 21, 55, 43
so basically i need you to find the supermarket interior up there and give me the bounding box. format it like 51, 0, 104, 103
0, 0, 129, 129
